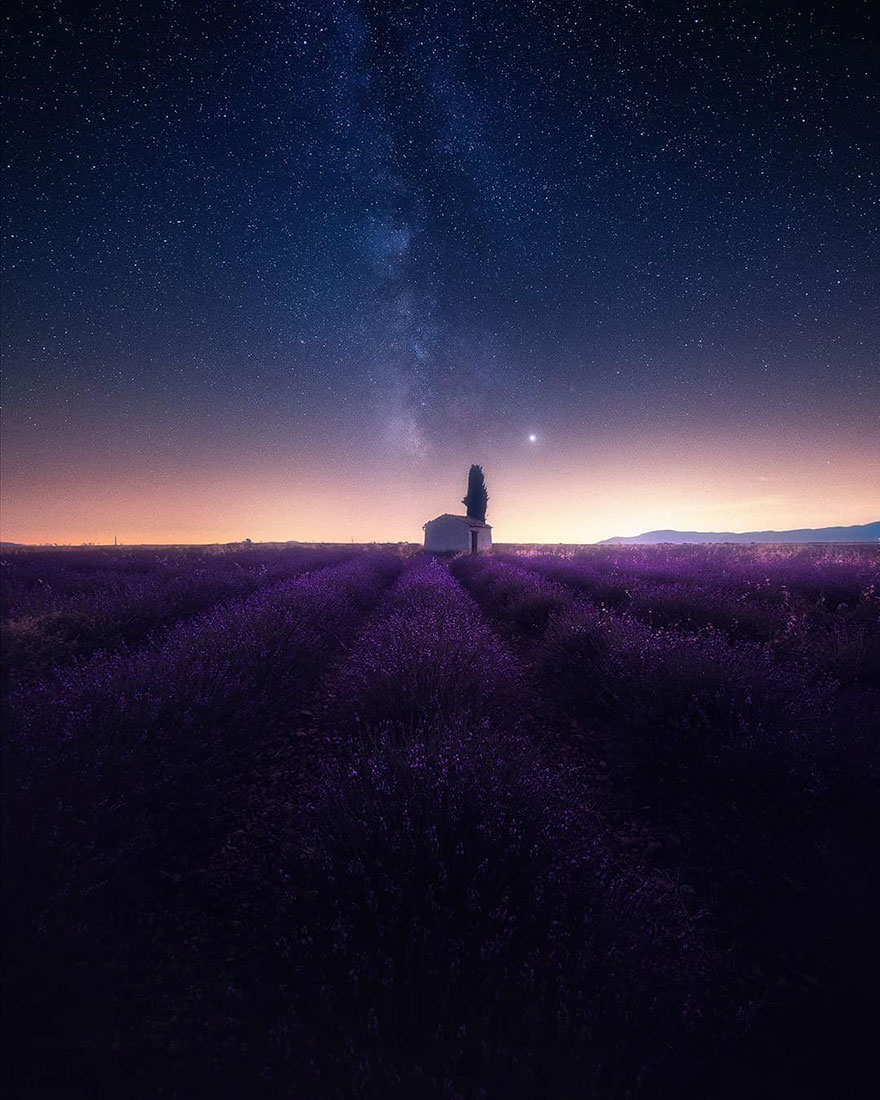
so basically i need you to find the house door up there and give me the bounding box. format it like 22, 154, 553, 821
470, 530, 478, 553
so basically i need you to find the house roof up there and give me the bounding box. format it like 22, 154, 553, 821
424, 513, 492, 529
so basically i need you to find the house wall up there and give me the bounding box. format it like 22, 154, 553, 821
424, 517, 493, 552
424, 517, 471, 552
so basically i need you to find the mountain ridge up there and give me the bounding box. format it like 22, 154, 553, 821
599, 522, 880, 545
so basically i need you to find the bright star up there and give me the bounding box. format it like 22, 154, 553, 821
528, 433, 537, 442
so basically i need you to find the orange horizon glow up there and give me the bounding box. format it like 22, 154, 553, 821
3, 426, 878, 547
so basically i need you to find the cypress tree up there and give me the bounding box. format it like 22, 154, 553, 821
462, 465, 489, 522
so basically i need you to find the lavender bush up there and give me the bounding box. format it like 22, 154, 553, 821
3, 543, 878, 1098
450, 554, 570, 638
325, 558, 524, 729
4, 552, 403, 1096
459, 551, 880, 1095
1, 545, 354, 683
176, 721, 718, 1099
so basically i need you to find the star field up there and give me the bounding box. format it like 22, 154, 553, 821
2, 0, 878, 543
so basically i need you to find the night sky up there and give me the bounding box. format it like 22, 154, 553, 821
3, 0, 878, 544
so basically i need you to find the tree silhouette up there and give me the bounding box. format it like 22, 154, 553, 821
462, 465, 489, 521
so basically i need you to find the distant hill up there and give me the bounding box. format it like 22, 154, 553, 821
599, 521, 880, 545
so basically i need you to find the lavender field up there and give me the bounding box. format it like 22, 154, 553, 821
3, 543, 879, 1099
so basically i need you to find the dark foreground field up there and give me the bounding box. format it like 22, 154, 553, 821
3, 542, 879, 1098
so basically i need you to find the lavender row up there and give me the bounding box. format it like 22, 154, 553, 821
208, 723, 720, 1098
506, 543, 879, 603
449, 553, 572, 639
0, 544, 353, 618
454, 554, 866, 862
5, 551, 404, 1092
173, 559, 721, 1096
323, 556, 525, 729
503, 548, 880, 685
455, 554, 880, 1092
11, 553, 397, 751
1, 545, 355, 682
536, 583, 880, 1094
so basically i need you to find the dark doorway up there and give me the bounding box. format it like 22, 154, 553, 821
470, 530, 479, 553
